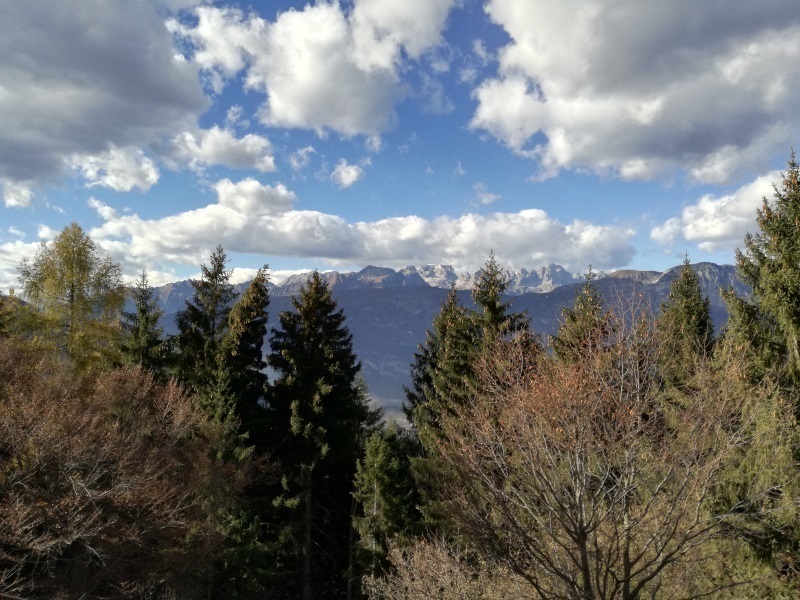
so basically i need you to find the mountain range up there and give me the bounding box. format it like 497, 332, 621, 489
152, 263, 749, 419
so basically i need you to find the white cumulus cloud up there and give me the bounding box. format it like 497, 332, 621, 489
331, 159, 365, 189
0, 0, 207, 190
172, 0, 458, 137
651, 171, 780, 252
82, 181, 636, 278
214, 178, 296, 216
170, 126, 276, 172
471, 0, 800, 184
72, 146, 160, 192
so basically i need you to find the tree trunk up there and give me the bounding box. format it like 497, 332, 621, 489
302, 464, 313, 600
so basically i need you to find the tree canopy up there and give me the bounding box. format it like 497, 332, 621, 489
18, 222, 124, 367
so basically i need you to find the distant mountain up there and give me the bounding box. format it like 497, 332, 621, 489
149, 262, 749, 419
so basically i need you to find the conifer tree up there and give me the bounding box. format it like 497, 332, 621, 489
403, 329, 438, 423
715, 152, 800, 577
655, 257, 713, 384
121, 269, 167, 377
405, 286, 474, 439
18, 223, 124, 367
174, 245, 238, 394
221, 266, 270, 440
267, 272, 377, 599
470, 251, 528, 343
551, 267, 610, 362
730, 152, 800, 380
354, 424, 424, 576
407, 255, 531, 436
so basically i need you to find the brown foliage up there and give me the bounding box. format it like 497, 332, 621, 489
0, 337, 243, 599
362, 537, 533, 600
431, 312, 760, 599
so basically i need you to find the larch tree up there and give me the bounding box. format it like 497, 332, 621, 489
17, 222, 124, 368
431, 311, 763, 600
267, 272, 378, 600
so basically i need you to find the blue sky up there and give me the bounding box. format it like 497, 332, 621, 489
2, 0, 799, 289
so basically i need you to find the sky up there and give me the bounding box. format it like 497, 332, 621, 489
2, 0, 799, 290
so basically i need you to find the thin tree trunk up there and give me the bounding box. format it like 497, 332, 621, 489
302, 465, 313, 600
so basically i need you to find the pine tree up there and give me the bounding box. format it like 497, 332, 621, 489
715, 152, 800, 577
405, 286, 474, 439
353, 424, 424, 576
470, 251, 528, 344
17, 223, 124, 368
267, 272, 378, 599
221, 266, 270, 441
655, 257, 713, 384
174, 245, 238, 395
551, 267, 610, 362
121, 269, 167, 377
731, 152, 800, 381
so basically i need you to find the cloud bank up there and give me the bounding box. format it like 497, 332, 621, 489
471, 0, 800, 184
76, 178, 636, 283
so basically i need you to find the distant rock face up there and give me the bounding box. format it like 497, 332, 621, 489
413, 265, 473, 289
149, 262, 748, 417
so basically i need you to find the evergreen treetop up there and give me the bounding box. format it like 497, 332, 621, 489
470, 251, 528, 340
551, 267, 610, 362
656, 256, 713, 383
733, 152, 800, 378
266, 271, 377, 599
222, 266, 270, 435
174, 245, 238, 390
121, 269, 167, 377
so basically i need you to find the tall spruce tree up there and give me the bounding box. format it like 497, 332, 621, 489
174, 245, 238, 396
221, 266, 270, 441
353, 424, 424, 576
121, 269, 167, 377
407, 255, 530, 436
470, 251, 528, 343
267, 272, 377, 599
729, 152, 800, 381
655, 257, 713, 384
551, 267, 610, 362
716, 152, 800, 577
405, 286, 474, 439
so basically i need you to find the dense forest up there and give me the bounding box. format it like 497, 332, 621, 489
2, 157, 800, 599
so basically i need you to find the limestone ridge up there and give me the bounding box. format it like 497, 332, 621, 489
151, 263, 745, 321
272, 263, 586, 297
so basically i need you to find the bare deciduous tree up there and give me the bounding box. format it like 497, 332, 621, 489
432, 312, 768, 600
0, 338, 250, 599
362, 536, 533, 600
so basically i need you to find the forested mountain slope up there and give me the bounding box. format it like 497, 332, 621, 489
152, 262, 747, 414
